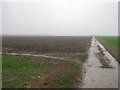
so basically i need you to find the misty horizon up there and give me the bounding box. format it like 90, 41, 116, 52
1, 34, 118, 36
0, 0, 118, 36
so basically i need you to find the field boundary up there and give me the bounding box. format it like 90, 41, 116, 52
96, 39, 119, 63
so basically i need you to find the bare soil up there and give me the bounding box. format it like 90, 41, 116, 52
2, 36, 91, 54
96, 45, 113, 68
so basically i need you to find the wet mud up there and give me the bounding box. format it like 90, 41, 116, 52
76, 37, 118, 88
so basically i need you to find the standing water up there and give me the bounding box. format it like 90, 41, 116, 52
78, 36, 118, 88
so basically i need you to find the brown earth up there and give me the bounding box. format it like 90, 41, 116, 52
96, 45, 113, 68
2, 36, 91, 54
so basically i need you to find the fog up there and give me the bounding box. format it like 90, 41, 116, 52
1, 0, 118, 36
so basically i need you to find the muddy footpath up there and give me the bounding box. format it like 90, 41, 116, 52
75, 37, 118, 88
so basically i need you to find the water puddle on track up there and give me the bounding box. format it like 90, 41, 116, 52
1, 37, 118, 88
77, 36, 118, 88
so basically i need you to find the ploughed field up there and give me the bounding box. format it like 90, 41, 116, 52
97, 36, 119, 62
2, 36, 91, 88
3, 36, 91, 54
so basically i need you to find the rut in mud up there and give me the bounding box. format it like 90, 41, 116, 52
96, 45, 113, 68
76, 36, 118, 88
2, 53, 64, 60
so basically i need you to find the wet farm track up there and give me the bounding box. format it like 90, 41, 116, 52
76, 37, 118, 88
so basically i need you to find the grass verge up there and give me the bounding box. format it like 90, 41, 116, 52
2, 55, 50, 88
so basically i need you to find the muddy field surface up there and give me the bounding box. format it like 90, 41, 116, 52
2, 36, 91, 54
27, 57, 80, 88
2, 36, 91, 88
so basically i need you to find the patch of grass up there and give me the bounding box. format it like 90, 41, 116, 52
2, 55, 50, 88
97, 36, 118, 50
55, 64, 79, 88
60, 53, 87, 62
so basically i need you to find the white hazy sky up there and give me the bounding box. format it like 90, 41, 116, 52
0, 0, 119, 36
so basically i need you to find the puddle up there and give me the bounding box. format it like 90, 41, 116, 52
77, 36, 118, 88
3, 53, 64, 60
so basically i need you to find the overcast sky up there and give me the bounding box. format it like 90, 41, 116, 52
1, 0, 119, 36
